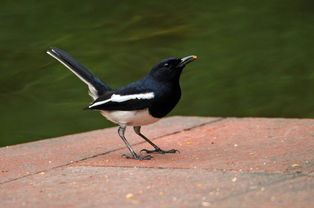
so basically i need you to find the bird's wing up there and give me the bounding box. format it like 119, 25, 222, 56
87, 86, 155, 111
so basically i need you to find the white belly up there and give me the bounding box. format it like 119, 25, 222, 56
100, 109, 160, 126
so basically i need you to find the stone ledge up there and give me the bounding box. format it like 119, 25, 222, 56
0, 116, 218, 183
0, 116, 313, 208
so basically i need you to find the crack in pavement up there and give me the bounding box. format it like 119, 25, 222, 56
0, 118, 225, 185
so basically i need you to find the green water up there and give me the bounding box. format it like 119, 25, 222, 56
1, 0, 313, 146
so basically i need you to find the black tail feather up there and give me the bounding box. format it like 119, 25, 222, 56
47, 47, 111, 98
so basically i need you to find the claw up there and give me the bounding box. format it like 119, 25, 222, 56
122, 154, 153, 160
140, 148, 180, 154
140, 149, 150, 153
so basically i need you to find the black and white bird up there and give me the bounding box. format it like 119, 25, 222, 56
47, 47, 197, 160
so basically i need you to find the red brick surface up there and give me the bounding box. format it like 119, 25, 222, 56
77, 118, 314, 174
0, 116, 217, 183
0, 116, 313, 208
1, 166, 312, 208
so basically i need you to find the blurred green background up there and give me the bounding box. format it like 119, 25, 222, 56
1, 0, 313, 147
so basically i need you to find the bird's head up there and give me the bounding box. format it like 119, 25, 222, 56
149, 55, 197, 82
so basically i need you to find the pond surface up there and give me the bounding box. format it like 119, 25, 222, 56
1, 0, 313, 146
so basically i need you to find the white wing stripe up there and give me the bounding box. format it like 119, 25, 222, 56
89, 92, 154, 108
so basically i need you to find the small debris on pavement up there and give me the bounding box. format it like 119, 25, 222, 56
126, 193, 134, 199
231, 177, 237, 182
291, 163, 300, 168
202, 201, 211, 207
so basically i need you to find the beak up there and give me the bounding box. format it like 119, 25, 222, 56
178, 55, 197, 67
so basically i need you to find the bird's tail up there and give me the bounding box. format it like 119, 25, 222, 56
47, 47, 111, 99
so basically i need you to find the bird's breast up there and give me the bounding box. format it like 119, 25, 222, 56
148, 86, 181, 118
100, 109, 160, 126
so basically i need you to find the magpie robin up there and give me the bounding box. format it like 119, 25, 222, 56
47, 47, 197, 160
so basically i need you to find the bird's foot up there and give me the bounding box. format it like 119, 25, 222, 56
122, 153, 153, 160
140, 148, 180, 154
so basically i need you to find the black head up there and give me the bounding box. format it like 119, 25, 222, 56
149, 55, 197, 82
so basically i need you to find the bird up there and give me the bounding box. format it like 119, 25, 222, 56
47, 47, 197, 160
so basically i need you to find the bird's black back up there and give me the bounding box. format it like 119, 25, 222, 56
89, 74, 182, 118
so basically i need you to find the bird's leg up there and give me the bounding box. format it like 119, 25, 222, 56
118, 126, 153, 160
134, 126, 179, 154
